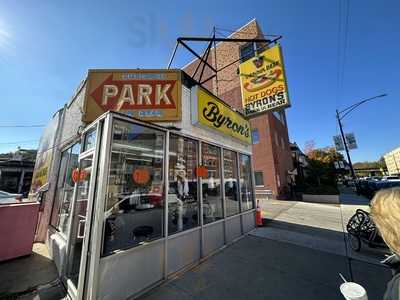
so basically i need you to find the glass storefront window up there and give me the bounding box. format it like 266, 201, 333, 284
239, 154, 254, 211
103, 120, 165, 256
51, 150, 69, 228
201, 143, 223, 224
67, 154, 93, 286
168, 135, 199, 234
83, 128, 97, 152
223, 149, 240, 216
50, 143, 80, 236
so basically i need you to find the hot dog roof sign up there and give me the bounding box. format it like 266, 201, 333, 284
239, 44, 290, 117
83, 69, 182, 123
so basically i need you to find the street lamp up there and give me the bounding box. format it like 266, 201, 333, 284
336, 93, 387, 180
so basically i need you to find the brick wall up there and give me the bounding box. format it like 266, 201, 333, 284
183, 19, 293, 198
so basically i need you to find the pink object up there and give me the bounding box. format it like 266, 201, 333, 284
0, 202, 40, 262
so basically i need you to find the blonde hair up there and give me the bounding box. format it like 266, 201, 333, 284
370, 187, 400, 254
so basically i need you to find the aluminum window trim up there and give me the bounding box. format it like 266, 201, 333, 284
201, 142, 224, 226
75, 111, 255, 298
163, 131, 169, 279
98, 115, 168, 258
167, 226, 201, 240
84, 116, 111, 300
167, 134, 200, 238
202, 218, 225, 228
223, 148, 241, 218
99, 237, 166, 263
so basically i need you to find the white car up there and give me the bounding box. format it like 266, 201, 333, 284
0, 190, 22, 204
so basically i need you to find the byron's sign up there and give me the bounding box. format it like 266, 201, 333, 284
239, 44, 290, 117
192, 87, 251, 144
83, 70, 182, 122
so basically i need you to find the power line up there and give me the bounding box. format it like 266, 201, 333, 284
336, 0, 343, 105
0, 139, 39, 145
337, 0, 351, 108
0, 125, 45, 128
341, 0, 351, 94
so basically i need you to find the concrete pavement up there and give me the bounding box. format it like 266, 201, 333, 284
139, 235, 391, 300
139, 189, 392, 300
258, 190, 390, 264
1, 188, 391, 299
0, 243, 61, 299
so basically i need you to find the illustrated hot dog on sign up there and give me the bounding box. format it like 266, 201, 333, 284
243, 69, 282, 93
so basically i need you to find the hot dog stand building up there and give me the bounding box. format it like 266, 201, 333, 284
31, 69, 255, 299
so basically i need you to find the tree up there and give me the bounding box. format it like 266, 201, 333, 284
353, 157, 387, 170
306, 147, 345, 187
304, 140, 316, 155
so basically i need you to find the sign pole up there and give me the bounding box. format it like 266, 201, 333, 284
336, 109, 356, 180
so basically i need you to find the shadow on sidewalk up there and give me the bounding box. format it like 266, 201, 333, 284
139, 235, 391, 300
0, 243, 61, 299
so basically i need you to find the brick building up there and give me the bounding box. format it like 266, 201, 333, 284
183, 19, 293, 198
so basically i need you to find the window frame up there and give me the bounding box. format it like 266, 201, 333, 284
223, 148, 240, 217
97, 113, 256, 258
167, 134, 200, 235
101, 119, 167, 256
254, 171, 264, 187
238, 153, 255, 211
201, 142, 224, 225
49, 141, 81, 237
239, 42, 255, 63
252, 128, 260, 145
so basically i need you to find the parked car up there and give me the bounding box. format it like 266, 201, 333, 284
381, 176, 399, 181
0, 190, 23, 204
357, 179, 400, 200
356, 180, 377, 199
343, 178, 355, 187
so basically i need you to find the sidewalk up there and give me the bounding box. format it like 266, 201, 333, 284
139, 234, 391, 300
0, 243, 65, 300
258, 192, 390, 264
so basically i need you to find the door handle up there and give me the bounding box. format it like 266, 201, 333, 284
77, 218, 86, 239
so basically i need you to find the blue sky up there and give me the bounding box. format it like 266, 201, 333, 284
0, 0, 398, 162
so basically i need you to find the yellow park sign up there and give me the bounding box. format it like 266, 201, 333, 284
239, 44, 290, 117
192, 86, 251, 144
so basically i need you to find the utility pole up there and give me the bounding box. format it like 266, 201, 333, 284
336, 109, 356, 179
335, 93, 387, 180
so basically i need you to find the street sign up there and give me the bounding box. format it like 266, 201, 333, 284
333, 135, 345, 151
345, 133, 358, 150
334, 161, 345, 169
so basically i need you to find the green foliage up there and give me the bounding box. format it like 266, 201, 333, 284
353, 157, 386, 170
305, 147, 342, 189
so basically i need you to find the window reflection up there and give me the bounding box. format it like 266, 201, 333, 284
202, 143, 223, 223
83, 128, 97, 152
239, 154, 254, 211
168, 135, 199, 234
50, 143, 80, 236
224, 149, 240, 216
103, 121, 165, 256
